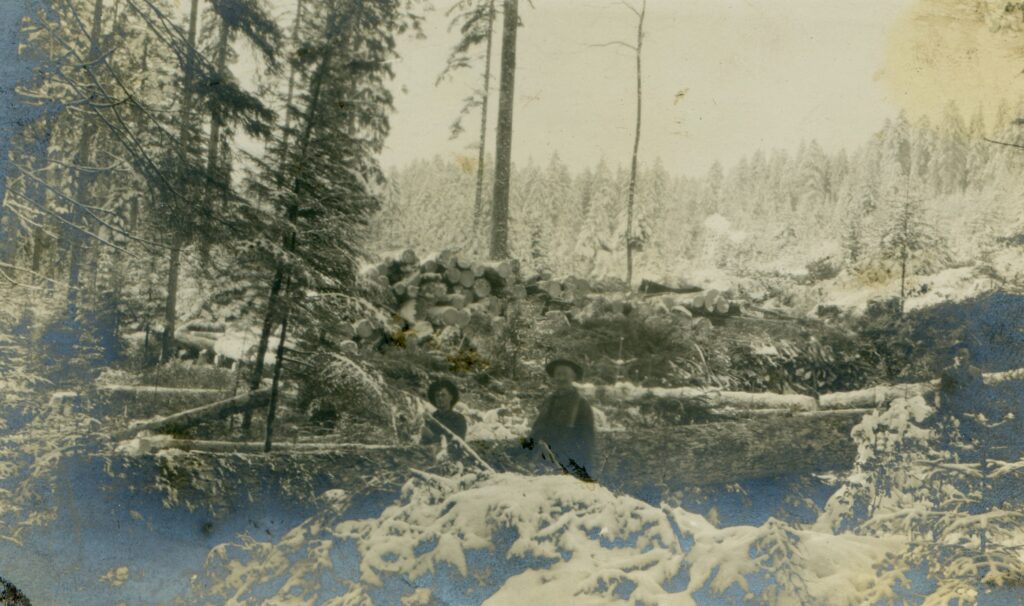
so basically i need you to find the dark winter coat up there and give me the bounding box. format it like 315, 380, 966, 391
422, 409, 467, 444
939, 363, 985, 416
937, 363, 988, 455
530, 387, 596, 476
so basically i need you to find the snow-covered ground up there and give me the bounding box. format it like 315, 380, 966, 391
190, 470, 903, 605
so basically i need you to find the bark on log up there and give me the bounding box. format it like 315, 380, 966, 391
596, 414, 861, 486
472, 412, 861, 486
113, 388, 274, 439
173, 329, 217, 353
638, 279, 702, 295
116, 435, 407, 455
577, 382, 819, 412
182, 320, 226, 333
579, 366, 1024, 415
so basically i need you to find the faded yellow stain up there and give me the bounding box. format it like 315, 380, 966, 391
880, 0, 1024, 121
452, 153, 477, 174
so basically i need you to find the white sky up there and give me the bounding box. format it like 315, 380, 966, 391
382, 0, 915, 176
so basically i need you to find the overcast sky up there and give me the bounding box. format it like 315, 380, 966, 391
381, 0, 916, 176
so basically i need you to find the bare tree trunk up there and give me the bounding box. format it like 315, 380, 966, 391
67, 0, 106, 319
264, 277, 291, 452
489, 0, 518, 260
899, 253, 907, 315
472, 0, 497, 226
205, 18, 231, 205
161, 0, 200, 362
624, 1, 645, 289
244, 264, 282, 430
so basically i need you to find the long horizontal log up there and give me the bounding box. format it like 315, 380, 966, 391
577, 383, 819, 412
113, 388, 273, 439
472, 411, 863, 485
579, 365, 1024, 414
115, 435, 403, 455
98, 385, 228, 399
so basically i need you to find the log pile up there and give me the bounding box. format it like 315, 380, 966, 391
356, 249, 529, 347
685, 289, 740, 319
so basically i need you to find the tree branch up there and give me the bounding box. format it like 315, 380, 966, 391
983, 137, 1024, 151
589, 40, 637, 51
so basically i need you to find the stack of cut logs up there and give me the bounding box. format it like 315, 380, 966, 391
354, 249, 524, 348
165, 249, 748, 361
346, 249, 748, 350
687, 289, 739, 318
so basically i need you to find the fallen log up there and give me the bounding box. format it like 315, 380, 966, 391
472, 278, 492, 298
173, 329, 217, 353
578, 382, 819, 412
472, 411, 862, 486
444, 266, 463, 285
638, 279, 702, 295
116, 435, 402, 455
113, 388, 274, 439
182, 320, 226, 333
353, 319, 377, 339
399, 248, 418, 266
426, 305, 461, 327
581, 366, 1024, 414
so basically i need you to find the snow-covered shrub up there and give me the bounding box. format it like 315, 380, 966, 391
817, 393, 1024, 604
816, 396, 936, 534
189, 471, 902, 605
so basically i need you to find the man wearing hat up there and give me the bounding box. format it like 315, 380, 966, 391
421, 378, 468, 444
936, 343, 995, 462
528, 358, 596, 480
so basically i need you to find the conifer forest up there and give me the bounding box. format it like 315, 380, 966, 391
0, 0, 1023, 604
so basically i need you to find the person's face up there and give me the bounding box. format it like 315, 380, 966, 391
434, 388, 454, 410
954, 349, 970, 367
552, 365, 576, 387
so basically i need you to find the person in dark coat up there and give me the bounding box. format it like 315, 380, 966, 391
937, 344, 987, 460
421, 378, 468, 444
528, 359, 596, 480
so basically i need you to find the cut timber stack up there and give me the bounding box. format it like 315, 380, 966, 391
356, 248, 744, 348
358, 249, 522, 347
686, 289, 740, 319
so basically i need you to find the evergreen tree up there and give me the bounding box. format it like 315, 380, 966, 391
879, 187, 942, 313
246, 0, 420, 448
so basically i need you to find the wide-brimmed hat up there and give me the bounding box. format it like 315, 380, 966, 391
427, 378, 460, 405
545, 358, 584, 380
